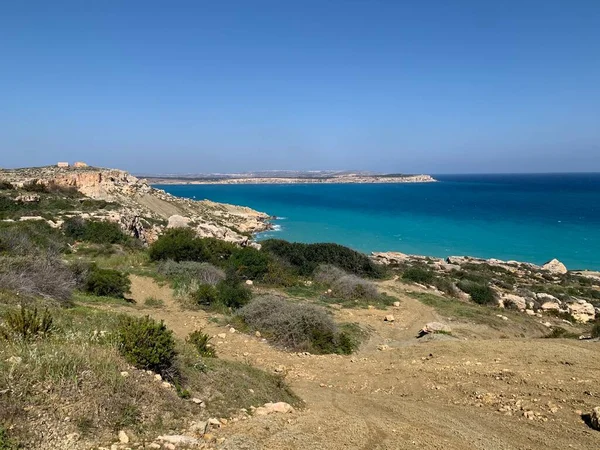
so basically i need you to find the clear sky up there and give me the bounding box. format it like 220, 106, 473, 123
1, 1, 599, 174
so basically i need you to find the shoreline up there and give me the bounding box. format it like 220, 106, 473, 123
146, 174, 437, 185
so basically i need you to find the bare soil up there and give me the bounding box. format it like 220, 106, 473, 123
103, 276, 600, 449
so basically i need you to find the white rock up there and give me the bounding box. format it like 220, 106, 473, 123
419, 322, 451, 336
158, 435, 201, 446
245, 279, 254, 286
393, 301, 400, 307
541, 301, 560, 311
384, 315, 395, 322
254, 402, 295, 416
568, 300, 595, 323
525, 309, 535, 316
217, 333, 227, 339
120, 371, 129, 378
501, 294, 527, 311
229, 327, 236, 333
118, 430, 129, 444
154, 374, 162, 381
167, 214, 191, 228
255, 331, 262, 338
542, 258, 568, 275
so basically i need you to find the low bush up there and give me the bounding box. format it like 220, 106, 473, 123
260, 239, 384, 278
0, 307, 54, 342
261, 259, 298, 287
63, 217, 128, 244
0, 254, 75, 302
117, 316, 176, 376
84, 267, 131, 298
237, 295, 355, 354
0, 221, 67, 255
0, 181, 14, 190
187, 330, 216, 357
216, 279, 252, 309
191, 284, 218, 307
228, 247, 271, 280
402, 266, 435, 284
457, 280, 496, 305
157, 260, 225, 285
314, 265, 379, 300
149, 228, 236, 264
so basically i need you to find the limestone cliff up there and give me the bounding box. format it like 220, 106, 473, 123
0, 166, 271, 245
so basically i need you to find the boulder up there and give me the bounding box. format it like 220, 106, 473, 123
541, 301, 560, 312
418, 322, 451, 337
590, 407, 600, 431
254, 402, 295, 416
158, 435, 201, 446
167, 214, 191, 228
501, 294, 527, 311
542, 259, 568, 275
384, 315, 395, 322
568, 300, 595, 323
536, 292, 559, 302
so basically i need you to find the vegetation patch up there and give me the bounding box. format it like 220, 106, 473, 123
186, 330, 216, 357
237, 295, 358, 354
0, 307, 54, 342
84, 267, 131, 298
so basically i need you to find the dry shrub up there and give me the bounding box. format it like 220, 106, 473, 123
0, 255, 75, 303
157, 260, 225, 285
314, 264, 379, 299
237, 295, 351, 354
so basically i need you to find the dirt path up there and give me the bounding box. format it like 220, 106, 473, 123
98, 276, 600, 449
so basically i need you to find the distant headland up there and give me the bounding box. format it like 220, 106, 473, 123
143, 170, 437, 185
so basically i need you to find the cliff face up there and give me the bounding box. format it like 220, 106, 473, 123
0, 166, 271, 245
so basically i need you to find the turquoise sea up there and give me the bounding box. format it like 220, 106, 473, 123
156, 173, 600, 271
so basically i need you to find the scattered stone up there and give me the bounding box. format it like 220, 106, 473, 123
153, 374, 162, 382
274, 365, 286, 373
525, 309, 535, 316
393, 301, 400, 307
217, 333, 227, 339
208, 418, 222, 428
191, 398, 205, 407
377, 344, 390, 351
541, 301, 560, 312
189, 420, 208, 435
255, 331, 262, 338
118, 430, 129, 444
384, 315, 395, 322
120, 371, 129, 377
167, 214, 191, 228
501, 294, 527, 311
229, 327, 236, 333
245, 280, 254, 286
147, 444, 161, 449
162, 381, 172, 389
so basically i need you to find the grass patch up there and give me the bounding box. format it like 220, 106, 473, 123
144, 297, 164, 308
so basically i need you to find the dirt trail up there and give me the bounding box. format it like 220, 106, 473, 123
100, 276, 600, 449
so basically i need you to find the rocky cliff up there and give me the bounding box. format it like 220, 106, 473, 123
0, 166, 271, 245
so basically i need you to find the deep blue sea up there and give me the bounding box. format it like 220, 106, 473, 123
155, 173, 600, 270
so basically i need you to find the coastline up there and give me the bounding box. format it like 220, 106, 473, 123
146, 174, 437, 185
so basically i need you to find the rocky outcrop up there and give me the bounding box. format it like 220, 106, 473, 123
542, 258, 568, 275
0, 165, 271, 245
568, 300, 595, 323
418, 322, 451, 337
501, 294, 527, 311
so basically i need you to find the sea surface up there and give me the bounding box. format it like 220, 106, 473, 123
155, 173, 600, 270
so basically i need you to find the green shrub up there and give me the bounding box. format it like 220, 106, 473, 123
216, 279, 252, 309
117, 316, 176, 376
0, 181, 14, 190
261, 259, 298, 287
84, 267, 131, 298
63, 218, 128, 244
187, 330, 216, 357
314, 265, 379, 300
149, 228, 237, 264
192, 284, 218, 306
260, 239, 384, 278
591, 322, 600, 339
457, 280, 496, 305
0, 221, 67, 255
0, 426, 18, 450
544, 327, 580, 339
237, 295, 355, 354
0, 307, 54, 341
228, 247, 271, 279
402, 267, 435, 284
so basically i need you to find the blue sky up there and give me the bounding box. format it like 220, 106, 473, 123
1, 1, 599, 174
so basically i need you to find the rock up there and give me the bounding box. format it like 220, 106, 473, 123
536, 293, 559, 302
153, 374, 162, 381
217, 333, 227, 339
254, 402, 295, 415
167, 214, 191, 228
208, 418, 222, 428
542, 258, 568, 275
245, 279, 254, 286
384, 315, 395, 322
229, 327, 236, 333
393, 301, 400, 307
147, 444, 161, 449
255, 331, 262, 338
590, 407, 600, 430
158, 435, 201, 446
525, 309, 535, 316
15, 193, 40, 202
541, 301, 560, 312
501, 294, 527, 311
377, 344, 390, 351
120, 371, 129, 377
418, 322, 451, 337
189, 420, 208, 435
274, 365, 286, 373
191, 397, 204, 405
569, 300, 595, 323
118, 430, 129, 444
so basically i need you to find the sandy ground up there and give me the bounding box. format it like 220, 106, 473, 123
105, 276, 600, 450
